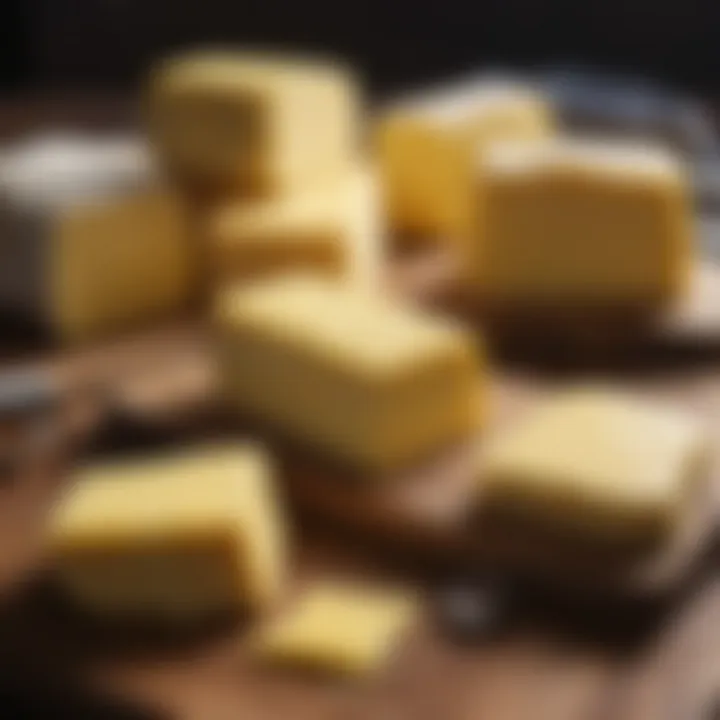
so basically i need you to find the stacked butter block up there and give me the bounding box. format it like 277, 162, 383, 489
51, 444, 286, 619
209, 167, 382, 289
0, 133, 194, 341
375, 76, 695, 319
148, 52, 382, 291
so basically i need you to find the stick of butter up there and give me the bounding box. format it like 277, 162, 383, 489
214, 274, 483, 473
250, 581, 417, 677
209, 167, 383, 290
479, 388, 708, 545
50, 444, 286, 620
0, 133, 195, 342
375, 80, 553, 247
147, 51, 361, 197
471, 138, 693, 309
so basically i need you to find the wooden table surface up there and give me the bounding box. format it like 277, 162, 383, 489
0, 97, 720, 720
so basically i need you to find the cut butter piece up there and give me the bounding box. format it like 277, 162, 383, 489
472, 138, 693, 308
209, 167, 383, 290
50, 444, 286, 620
375, 80, 553, 247
480, 388, 708, 545
0, 133, 195, 342
215, 274, 482, 473
251, 582, 417, 676
147, 51, 361, 196
52, 191, 194, 341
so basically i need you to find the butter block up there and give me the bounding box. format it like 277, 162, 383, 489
210, 167, 383, 289
471, 138, 693, 308
147, 51, 361, 196
0, 133, 195, 341
251, 582, 417, 676
375, 80, 553, 247
215, 274, 482, 473
480, 388, 708, 544
51, 444, 286, 619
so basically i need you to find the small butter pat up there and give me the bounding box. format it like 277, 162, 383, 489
210, 168, 382, 289
148, 52, 360, 195
51, 444, 286, 620
472, 138, 692, 308
481, 388, 708, 544
375, 80, 552, 245
251, 582, 417, 676
215, 274, 482, 472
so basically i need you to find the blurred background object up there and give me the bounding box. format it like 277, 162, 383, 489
0, 1, 716, 98
534, 67, 718, 154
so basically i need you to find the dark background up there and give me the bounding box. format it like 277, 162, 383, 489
0, 0, 719, 97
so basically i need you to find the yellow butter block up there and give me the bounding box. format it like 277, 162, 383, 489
51, 444, 286, 620
472, 138, 693, 308
0, 135, 195, 342
148, 51, 361, 196
210, 168, 383, 290
215, 274, 482, 473
251, 582, 417, 676
52, 191, 195, 341
480, 388, 708, 544
375, 81, 553, 247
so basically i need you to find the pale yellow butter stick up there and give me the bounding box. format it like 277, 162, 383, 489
0, 134, 195, 342
214, 273, 484, 473
470, 137, 693, 309
479, 387, 709, 546
50, 443, 287, 621
147, 51, 362, 197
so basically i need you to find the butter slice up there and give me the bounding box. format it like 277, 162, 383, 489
148, 51, 360, 196
480, 388, 707, 544
215, 274, 481, 472
210, 168, 382, 290
51, 444, 286, 620
251, 582, 417, 676
472, 138, 692, 308
0, 134, 195, 342
375, 80, 552, 247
